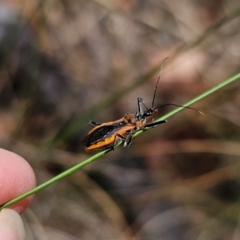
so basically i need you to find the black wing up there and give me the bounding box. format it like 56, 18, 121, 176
82, 125, 120, 147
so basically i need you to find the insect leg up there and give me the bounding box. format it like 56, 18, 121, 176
106, 133, 126, 151
123, 134, 133, 148
123, 128, 137, 148
109, 130, 136, 151
89, 121, 101, 126
137, 98, 145, 118
144, 120, 167, 128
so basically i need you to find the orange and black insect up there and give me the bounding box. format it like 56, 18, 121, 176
82, 71, 167, 151
82, 59, 201, 152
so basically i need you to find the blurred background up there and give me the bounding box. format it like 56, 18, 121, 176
1, 0, 240, 239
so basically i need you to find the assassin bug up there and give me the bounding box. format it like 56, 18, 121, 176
82, 83, 201, 151
82, 59, 202, 152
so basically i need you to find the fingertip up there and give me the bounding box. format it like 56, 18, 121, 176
0, 149, 36, 213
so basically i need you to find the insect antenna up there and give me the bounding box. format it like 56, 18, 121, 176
151, 57, 169, 108
152, 58, 203, 115
155, 104, 204, 115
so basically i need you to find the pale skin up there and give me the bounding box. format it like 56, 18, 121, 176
0, 149, 36, 240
